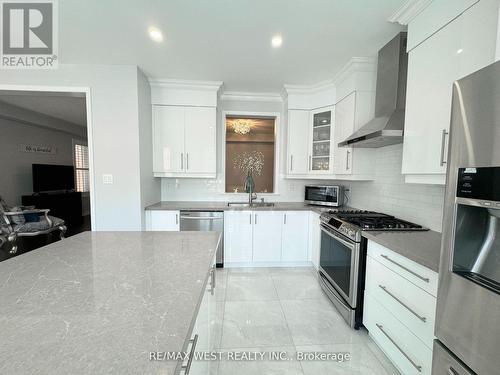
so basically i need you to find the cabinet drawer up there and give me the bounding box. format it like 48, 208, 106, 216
367, 241, 438, 296
364, 293, 433, 375
366, 255, 436, 348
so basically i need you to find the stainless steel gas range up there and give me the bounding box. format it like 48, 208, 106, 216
318, 209, 427, 329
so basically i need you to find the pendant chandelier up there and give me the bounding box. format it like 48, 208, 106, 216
232, 119, 252, 135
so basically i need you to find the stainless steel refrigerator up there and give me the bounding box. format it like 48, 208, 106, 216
433, 60, 500, 374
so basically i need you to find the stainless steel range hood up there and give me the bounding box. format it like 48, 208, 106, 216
339, 32, 408, 148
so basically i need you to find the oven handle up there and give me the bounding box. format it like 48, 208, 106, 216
320, 224, 358, 250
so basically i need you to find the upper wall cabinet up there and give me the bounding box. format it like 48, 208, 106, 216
150, 80, 222, 178
332, 58, 376, 180
153, 106, 217, 178
402, 0, 499, 184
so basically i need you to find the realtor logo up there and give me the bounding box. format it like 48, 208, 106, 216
0, 0, 58, 69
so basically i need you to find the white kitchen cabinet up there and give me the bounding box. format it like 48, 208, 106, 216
308, 211, 321, 269
187, 258, 217, 375
184, 107, 217, 175
363, 240, 438, 375
153, 106, 184, 174
224, 211, 253, 263
281, 211, 310, 262
402, 19, 460, 182
252, 211, 283, 263
287, 110, 310, 175
152, 105, 216, 178
224, 210, 311, 266
145, 210, 180, 231
333, 91, 375, 178
402, 0, 499, 184
286, 106, 334, 177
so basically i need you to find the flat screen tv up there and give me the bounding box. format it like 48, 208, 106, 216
32, 164, 75, 193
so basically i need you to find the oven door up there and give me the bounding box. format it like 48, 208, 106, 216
319, 224, 361, 308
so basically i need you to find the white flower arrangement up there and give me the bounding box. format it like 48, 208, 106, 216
233, 151, 264, 176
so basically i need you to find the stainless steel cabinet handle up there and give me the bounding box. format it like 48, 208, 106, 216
181, 153, 184, 170
290, 155, 293, 172
186, 153, 189, 170
180, 216, 223, 221
210, 266, 216, 295
309, 155, 312, 170
249, 213, 252, 225
346, 150, 350, 170
284, 213, 287, 225
448, 367, 459, 375
176, 214, 179, 225
379, 285, 426, 322
254, 214, 257, 225
181, 334, 198, 374
380, 254, 430, 283
440, 129, 449, 166
376, 324, 422, 373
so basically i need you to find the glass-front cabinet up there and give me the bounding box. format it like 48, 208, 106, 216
310, 106, 334, 174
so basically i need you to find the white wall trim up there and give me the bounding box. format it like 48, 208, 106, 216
388, 0, 433, 25
221, 110, 281, 195
149, 78, 223, 92
332, 56, 377, 86
220, 91, 283, 103
0, 84, 96, 231
284, 79, 335, 95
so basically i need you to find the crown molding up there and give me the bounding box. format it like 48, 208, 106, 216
149, 78, 223, 91
388, 0, 433, 25
332, 56, 376, 85
283, 79, 335, 95
220, 91, 283, 103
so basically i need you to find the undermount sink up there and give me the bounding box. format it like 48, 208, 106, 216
227, 202, 275, 207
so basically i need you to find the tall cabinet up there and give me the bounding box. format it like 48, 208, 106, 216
401, 0, 500, 184
150, 80, 222, 178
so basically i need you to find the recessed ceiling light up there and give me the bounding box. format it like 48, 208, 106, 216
457, 48, 463, 54
148, 26, 164, 42
271, 34, 283, 48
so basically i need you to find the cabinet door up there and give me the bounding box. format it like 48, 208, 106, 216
333, 93, 355, 175
287, 110, 310, 175
147, 210, 180, 231
458, 0, 499, 78
402, 19, 460, 176
184, 107, 217, 175
152, 106, 185, 173
224, 211, 253, 263
310, 106, 334, 174
308, 212, 321, 269
252, 211, 283, 263
281, 211, 309, 262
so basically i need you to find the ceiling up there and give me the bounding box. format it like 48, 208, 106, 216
58, 0, 405, 92
0, 91, 87, 126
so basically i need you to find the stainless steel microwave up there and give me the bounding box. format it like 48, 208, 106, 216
305, 185, 344, 207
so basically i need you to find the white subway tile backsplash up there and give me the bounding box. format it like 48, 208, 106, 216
160, 144, 445, 232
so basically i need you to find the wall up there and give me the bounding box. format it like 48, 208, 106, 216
137, 69, 161, 229
0, 64, 160, 231
0, 117, 85, 205
343, 144, 445, 232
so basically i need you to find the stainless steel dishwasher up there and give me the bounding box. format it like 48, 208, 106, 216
180, 211, 224, 267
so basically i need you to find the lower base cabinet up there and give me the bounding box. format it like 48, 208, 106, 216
145, 210, 180, 231
224, 210, 310, 266
184, 259, 217, 375
363, 240, 438, 375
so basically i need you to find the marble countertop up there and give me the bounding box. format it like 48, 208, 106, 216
0, 231, 220, 375
145, 201, 332, 214
362, 230, 442, 272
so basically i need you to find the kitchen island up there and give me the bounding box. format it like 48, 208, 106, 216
0, 231, 220, 375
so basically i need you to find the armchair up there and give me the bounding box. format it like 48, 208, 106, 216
0, 196, 67, 254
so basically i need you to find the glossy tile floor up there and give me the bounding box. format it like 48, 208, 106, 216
207, 267, 400, 375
